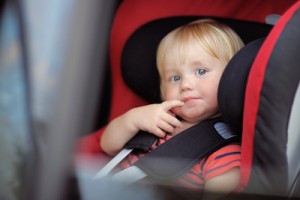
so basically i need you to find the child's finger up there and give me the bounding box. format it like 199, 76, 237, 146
161, 112, 182, 128
151, 127, 166, 138
161, 100, 184, 111
158, 120, 176, 133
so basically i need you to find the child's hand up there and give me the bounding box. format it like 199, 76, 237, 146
101, 100, 183, 155
129, 100, 184, 137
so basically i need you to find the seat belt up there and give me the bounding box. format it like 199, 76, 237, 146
94, 117, 240, 183
93, 131, 157, 179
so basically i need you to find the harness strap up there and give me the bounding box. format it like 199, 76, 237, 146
93, 132, 157, 179
133, 117, 240, 182
94, 117, 240, 183
93, 148, 133, 179
124, 130, 157, 152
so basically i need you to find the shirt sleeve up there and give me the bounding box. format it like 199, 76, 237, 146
202, 144, 241, 180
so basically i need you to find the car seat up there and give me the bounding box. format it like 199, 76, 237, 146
238, 2, 300, 197
76, 0, 300, 198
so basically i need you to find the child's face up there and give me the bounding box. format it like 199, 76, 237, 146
161, 42, 225, 123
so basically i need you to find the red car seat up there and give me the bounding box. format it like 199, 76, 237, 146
238, 2, 300, 196
76, 0, 299, 197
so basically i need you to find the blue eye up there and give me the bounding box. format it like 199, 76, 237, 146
171, 75, 180, 82
196, 69, 206, 76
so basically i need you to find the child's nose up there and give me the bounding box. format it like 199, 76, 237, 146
180, 78, 193, 91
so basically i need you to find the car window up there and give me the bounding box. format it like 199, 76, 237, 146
0, 2, 34, 200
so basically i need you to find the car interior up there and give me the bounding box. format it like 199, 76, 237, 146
0, 0, 299, 200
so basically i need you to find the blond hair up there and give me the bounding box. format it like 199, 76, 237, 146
156, 19, 244, 99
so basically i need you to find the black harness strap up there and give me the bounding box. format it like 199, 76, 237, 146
125, 117, 240, 183
125, 130, 157, 152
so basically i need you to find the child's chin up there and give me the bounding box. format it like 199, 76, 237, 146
177, 114, 201, 123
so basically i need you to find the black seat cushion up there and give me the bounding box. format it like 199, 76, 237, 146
121, 17, 272, 103
218, 38, 265, 133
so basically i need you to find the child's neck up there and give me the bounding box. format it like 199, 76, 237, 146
173, 113, 222, 135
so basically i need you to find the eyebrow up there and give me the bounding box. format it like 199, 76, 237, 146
189, 60, 206, 66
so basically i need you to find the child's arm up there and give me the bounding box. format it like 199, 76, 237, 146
203, 167, 240, 199
100, 100, 183, 156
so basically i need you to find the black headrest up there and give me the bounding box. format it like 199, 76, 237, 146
218, 38, 265, 133
121, 17, 272, 103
